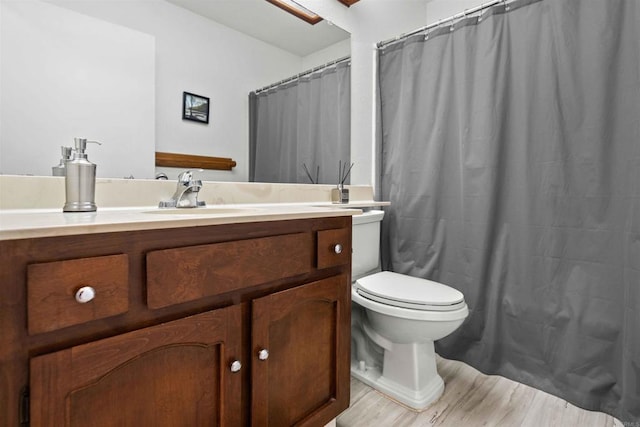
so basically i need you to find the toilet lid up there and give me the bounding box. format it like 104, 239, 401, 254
355, 271, 465, 311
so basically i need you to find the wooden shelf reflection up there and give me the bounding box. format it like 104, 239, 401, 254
155, 152, 237, 171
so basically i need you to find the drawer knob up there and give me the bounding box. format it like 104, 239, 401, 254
334, 243, 343, 254
258, 349, 269, 361
230, 360, 242, 373
75, 286, 96, 303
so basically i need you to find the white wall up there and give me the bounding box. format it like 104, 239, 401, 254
302, 38, 351, 70
1, 1, 156, 179
426, 0, 487, 21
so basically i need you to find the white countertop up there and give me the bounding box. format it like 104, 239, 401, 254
0, 203, 376, 241
0, 175, 390, 241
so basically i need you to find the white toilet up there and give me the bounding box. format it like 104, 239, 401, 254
350, 210, 469, 410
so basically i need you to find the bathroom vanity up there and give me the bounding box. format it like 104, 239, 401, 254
0, 209, 354, 426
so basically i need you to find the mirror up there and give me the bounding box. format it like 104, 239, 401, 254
0, 0, 350, 182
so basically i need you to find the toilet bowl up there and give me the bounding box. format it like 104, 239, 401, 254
350, 211, 468, 410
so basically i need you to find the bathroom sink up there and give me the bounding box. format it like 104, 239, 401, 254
143, 207, 260, 215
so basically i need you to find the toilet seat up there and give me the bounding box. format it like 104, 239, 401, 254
355, 271, 466, 312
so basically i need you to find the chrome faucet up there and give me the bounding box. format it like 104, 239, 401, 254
159, 170, 206, 208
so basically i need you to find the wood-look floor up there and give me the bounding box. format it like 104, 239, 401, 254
337, 355, 624, 427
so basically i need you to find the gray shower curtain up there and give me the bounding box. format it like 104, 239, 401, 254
379, 0, 639, 421
249, 61, 350, 184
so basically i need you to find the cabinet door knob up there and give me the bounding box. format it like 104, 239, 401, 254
75, 286, 96, 303
258, 349, 269, 361
230, 360, 242, 373
334, 243, 343, 254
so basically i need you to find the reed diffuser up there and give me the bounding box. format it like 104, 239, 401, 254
332, 160, 354, 204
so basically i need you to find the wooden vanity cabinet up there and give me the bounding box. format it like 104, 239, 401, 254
0, 216, 352, 427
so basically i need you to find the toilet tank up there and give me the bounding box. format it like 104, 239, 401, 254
352, 210, 385, 280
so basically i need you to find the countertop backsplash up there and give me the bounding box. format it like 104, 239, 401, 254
0, 175, 378, 210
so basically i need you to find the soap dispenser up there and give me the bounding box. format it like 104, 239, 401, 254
63, 138, 102, 212
52, 146, 73, 176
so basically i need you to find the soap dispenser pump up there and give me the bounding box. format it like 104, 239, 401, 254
52, 146, 73, 176
63, 138, 102, 212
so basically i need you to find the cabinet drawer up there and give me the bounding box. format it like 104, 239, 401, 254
27, 254, 129, 335
146, 233, 313, 309
317, 228, 351, 269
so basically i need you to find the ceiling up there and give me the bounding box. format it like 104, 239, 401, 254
165, 0, 351, 57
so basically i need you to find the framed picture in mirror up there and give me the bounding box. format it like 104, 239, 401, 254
182, 91, 209, 124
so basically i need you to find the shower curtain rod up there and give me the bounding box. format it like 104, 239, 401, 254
377, 0, 505, 48
253, 55, 350, 94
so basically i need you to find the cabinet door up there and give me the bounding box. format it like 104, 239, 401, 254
252, 274, 350, 426
30, 306, 243, 427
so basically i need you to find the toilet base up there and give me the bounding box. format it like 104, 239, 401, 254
350, 304, 448, 411
351, 350, 444, 412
